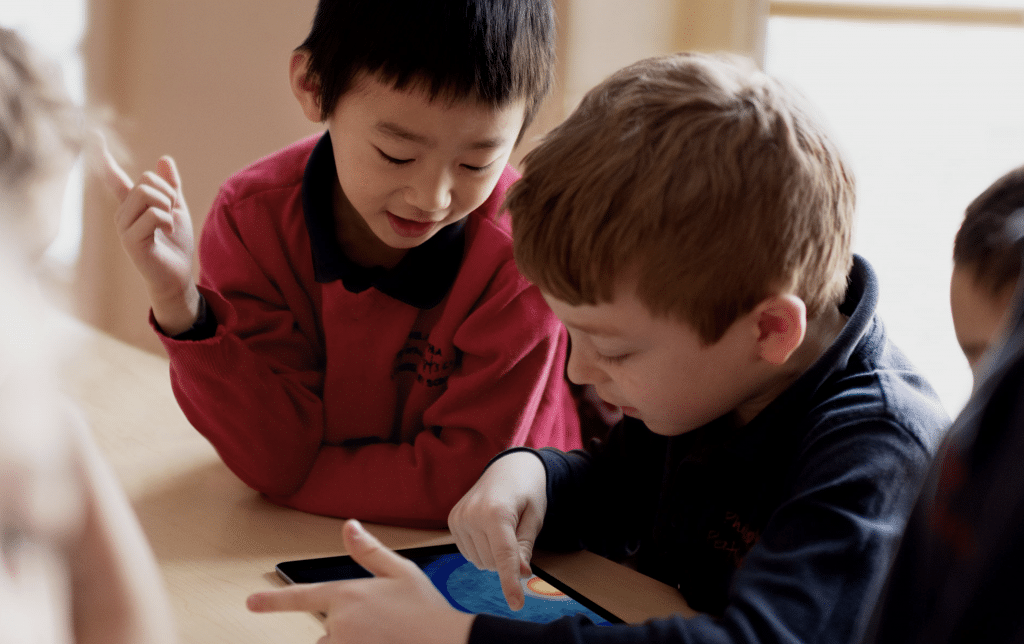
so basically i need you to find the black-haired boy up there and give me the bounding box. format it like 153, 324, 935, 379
105, 0, 581, 528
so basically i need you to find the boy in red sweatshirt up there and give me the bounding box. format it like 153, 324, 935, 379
104, 0, 580, 528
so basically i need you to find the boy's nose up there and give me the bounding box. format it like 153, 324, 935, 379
565, 346, 605, 386
406, 167, 452, 213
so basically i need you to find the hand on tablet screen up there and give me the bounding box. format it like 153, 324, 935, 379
448, 451, 548, 611
248, 520, 473, 644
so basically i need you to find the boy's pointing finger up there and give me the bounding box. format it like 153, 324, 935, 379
247, 583, 330, 615
156, 155, 183, 193
343, 519, 409, 579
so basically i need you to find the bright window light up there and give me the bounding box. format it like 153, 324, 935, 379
766, 13, 1024, 414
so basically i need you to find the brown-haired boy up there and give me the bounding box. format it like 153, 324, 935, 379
247, 52, 950, 644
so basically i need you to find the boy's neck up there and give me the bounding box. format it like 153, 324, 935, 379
332, 181, 408, 269
734, 304, 849, 426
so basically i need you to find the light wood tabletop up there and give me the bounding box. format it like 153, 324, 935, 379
57, 316, 693, 642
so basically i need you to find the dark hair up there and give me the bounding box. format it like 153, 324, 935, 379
298, 0, 554, 136
954, 164, 1024, 296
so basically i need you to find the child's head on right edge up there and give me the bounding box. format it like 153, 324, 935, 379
297, 0, 555, 139
951, 164, 1024, 376
510, 51, 855, 345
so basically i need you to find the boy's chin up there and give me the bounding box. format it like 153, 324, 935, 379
641, 416, 703, 437
619, 405, 640, 418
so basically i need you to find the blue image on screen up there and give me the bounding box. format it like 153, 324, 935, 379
415, 553, 612, 626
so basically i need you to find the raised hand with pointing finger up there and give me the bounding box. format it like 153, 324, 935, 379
102, 143, 200, 337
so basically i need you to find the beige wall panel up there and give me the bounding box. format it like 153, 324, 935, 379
556, 0, 768, 122
79, 0, 320, 353
511, 0, 573, 166
562, 0, 678, 114
675, 0, 770, 64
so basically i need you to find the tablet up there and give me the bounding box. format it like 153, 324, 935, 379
276, 543, 622, 625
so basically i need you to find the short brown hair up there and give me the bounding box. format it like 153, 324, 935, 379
509, 52, 855, 343
953, 164, 1024, 297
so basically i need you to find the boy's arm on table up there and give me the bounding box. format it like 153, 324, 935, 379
159, 195, 575, 527
268, 271, 576, 527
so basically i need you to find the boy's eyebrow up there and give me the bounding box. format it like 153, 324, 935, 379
376, 120, 507, 150
565, 321, 625, 338
377, 121, 432, 145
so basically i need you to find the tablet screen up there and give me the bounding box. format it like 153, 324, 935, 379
276, 544, 620, 625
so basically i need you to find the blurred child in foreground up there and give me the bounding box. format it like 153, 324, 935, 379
0, 25, 176, 644
247, 52, 950, 644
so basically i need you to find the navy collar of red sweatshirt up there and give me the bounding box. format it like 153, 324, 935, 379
302, 132, 466, 309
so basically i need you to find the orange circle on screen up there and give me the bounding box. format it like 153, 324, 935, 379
526, 576, 565, 597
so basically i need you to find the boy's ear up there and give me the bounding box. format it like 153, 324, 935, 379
753, 294, 807, 365
289, 50, 323, 123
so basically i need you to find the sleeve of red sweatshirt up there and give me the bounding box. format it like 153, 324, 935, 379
157, 162, 579, 528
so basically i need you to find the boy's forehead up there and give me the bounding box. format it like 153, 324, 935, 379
541, 283, 654, 337
344, 72, 526, 143
374, 118, 510, 151
353, 71, 523, 116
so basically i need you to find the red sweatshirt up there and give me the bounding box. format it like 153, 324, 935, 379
158, 133, 581, 528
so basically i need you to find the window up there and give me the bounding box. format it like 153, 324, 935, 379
765, 2, 1024, 413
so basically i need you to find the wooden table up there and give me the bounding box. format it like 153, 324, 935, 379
58, 317, 693, 642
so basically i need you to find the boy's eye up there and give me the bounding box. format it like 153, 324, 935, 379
461, 162, 493, 172
595, 351, 631, 366
376, 148, 412, 165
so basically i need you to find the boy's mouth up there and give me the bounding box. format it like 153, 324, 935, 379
387, 212, 434, 238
